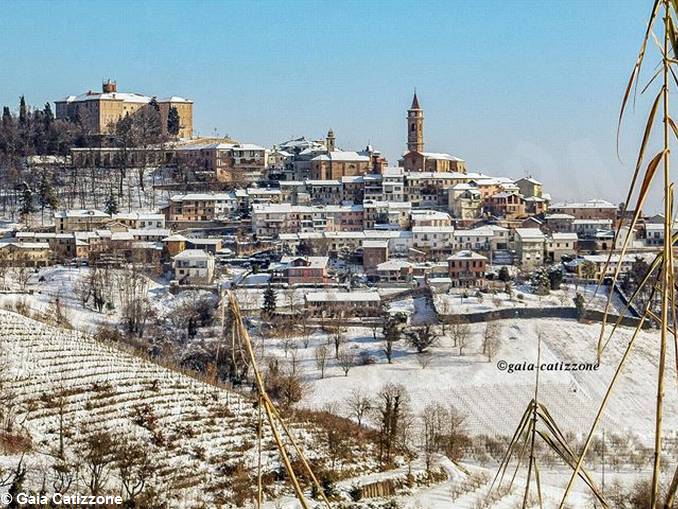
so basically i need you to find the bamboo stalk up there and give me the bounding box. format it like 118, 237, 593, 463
227, 293, 311, 509
652, 3, 672, 504
522, 334, 542, 508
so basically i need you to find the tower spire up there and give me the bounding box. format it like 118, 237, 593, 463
407, 90, 424, 153
411, 88, 420, 110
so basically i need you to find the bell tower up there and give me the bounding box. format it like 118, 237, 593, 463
407, 90, 424, 153
326, 128, 336, 152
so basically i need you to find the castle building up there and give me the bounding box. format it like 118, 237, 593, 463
55, 80, 193, 138
399, 92, 466, 174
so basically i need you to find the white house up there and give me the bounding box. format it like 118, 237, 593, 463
173, 249, 215, 285
514, 228, 545, 270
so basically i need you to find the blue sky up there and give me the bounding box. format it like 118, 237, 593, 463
0, 0, 660, 205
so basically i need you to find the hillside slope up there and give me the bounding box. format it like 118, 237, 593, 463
0, 310, 377, 508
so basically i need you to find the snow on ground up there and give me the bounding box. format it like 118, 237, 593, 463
254, 315, 677, 507
0, 309, 379, 508
0, 265, 170, 332
283, 318, 678, 442
433, 283, 627, 316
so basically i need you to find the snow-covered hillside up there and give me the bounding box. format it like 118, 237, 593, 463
299, 318, 678, 440
0, 310, 379, 508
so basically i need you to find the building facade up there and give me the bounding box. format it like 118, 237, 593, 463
56, 80, 193, 138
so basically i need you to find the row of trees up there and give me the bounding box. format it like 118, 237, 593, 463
0, 97, 92, 159
340, 384, 469, 469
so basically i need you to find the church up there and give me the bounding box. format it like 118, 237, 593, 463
399, 92, 466, 173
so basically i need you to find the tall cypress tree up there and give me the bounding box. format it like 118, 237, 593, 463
2, 106, 11, 126
19, 182, 36, 222
43, 103, 54, 125
167, 106, 180, 137
18, 96, 27, 125
262, 284, 277, 318
38, 173, 58, 224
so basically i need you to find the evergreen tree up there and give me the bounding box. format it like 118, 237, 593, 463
38, 173, 58, 224
167, 106, 180, 137
498, 266, 511, 282
104, 188, 119, 215
43, 102, 54, 125
530, 267, 551, 296
18, 96, 27, 125
2, 106, 11, 126
19, 182, 35, 221
262, 284, 277, 318
142, 97, 163, 143
548, 267, 563, 290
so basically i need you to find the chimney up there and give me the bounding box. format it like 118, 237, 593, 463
102, 79, 117, 93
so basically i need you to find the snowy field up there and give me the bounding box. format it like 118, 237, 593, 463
433, 283, 627, 316
286, 318, 677, 439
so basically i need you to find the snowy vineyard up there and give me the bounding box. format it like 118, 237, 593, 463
0, 310, 378, 508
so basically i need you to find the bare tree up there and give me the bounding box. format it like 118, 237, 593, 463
373, 383, 411, 465
117, 263, 153, 336
344, 389, 371, 427
80, 430, 115, 496
449, 315, 471, 353
114, 438, 157, 505
299, 313, 312, 348
420, 403, 468, 471
337, 347, 356, 377
382, 315, 401, 364
331, 325, 346, 359
314, 344, 329, 379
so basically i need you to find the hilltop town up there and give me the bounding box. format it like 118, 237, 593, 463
0, 82, 676, 508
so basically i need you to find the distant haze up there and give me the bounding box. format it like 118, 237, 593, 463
0, 0, 665, 209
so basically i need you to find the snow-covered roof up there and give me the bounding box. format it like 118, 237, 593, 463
157, 96, 192, 103
305, 292, 381, 303
0, 241, 49, 250
550, 199, 617, 209
583, 253, 653, 264
128, 228, 170, 237
448, 250, 487, 261
163, 234, 189, 242
573, 219, 613, 225
550, 233, 578, 241
54, 209, 109, 219
421, 152, 463, 162
411, 210, 452, 221
170, 192, 235, 202
113, 212, 164, 221
232, 143, 266, 151
311, 150, 370, 162
453, 227, 493, 238
58, 91, 191, 104
363, 240, 389, 249
279, 256, 329, 268
173, 249, 212, 260
412, 226, 456, 233
376, 259, 412, 271
545, 213, 575, 220
306, 180, 341, 186
111, 232, 134, 241
515, 176, 542, 185
514, 228, 545, 241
